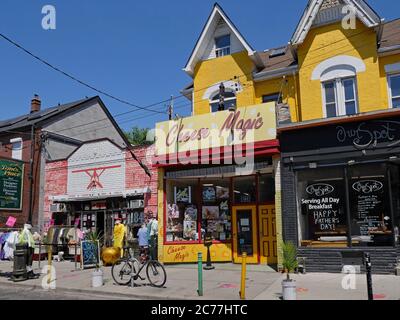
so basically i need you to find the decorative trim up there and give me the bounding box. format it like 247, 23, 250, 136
202, 80, 243, 100
312, 55, 366, 80
253, 65, 299, 82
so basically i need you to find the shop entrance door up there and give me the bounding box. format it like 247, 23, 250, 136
232, 206, 258, 264
258, 205, 277, 265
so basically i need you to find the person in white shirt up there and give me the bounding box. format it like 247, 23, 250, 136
147, 211, 158, 260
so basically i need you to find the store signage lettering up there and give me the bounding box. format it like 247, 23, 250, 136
306, 183, 334, 196
336, 121, 400, 149
352, 180, 383, 194
0, 160, 24, 210
166, 110, 264, 147
166, 245, 190, 262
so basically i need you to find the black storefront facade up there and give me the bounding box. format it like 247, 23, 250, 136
280, 109, 400, 274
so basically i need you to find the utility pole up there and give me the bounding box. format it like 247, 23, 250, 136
168, 95, 174, 120
218, 82, 225, 111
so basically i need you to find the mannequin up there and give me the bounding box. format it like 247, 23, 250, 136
113, 219, 125, 258
18, 224, 35, 279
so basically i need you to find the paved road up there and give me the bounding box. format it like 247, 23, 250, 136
0, 285, 135, 300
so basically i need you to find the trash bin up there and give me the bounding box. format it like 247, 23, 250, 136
12, 243, 28, 282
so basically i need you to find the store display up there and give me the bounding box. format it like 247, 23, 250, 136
202, 186, 216, 202
183, 221, 197, 240
168, 203, 180, 218
202, 206, 219, 219
184, 205, 197, 221
174, 186, 191, 203
216, 186, 229, 199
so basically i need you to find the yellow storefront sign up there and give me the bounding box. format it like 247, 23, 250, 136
155, 102, 276, 156
162, 243, 233, 263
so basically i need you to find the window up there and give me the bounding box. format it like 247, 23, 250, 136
201, 179, 231, 241
215, 34, 230, 58
234, 176, 256, 204
322, 77, 358, 118
388, 74, 400, 108
262, 93, 282, 104
258, 174, 275, 203
166, 179, 199, 242
10, 138, 22, 160
210, 91, 236, 113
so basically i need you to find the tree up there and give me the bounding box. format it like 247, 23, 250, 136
124, 126, 153, 146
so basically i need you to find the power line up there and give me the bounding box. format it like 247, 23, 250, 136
0, 32, 166, 115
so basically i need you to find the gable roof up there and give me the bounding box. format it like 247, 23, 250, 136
379, 18, 400, 51
0, 97, 94, 133
291, 0, 382, 46
183, 3, 256, 76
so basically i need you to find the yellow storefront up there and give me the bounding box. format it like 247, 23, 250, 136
154, 103, 280, 265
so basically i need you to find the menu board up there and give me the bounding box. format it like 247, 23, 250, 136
0, 160, 24, 210
81, 240, 100, 269
301, 181, 347, 238
350, 178, 386, 235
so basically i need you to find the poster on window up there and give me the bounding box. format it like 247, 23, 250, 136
202, 187, 216, 202
349, 177, 389, 236
301, 180, 347, 238
167, 203, 180, 219
202, 206, 219, 220
216, 186, 229, 199
174, 186, 191, 203
184, 205, 197, 221
183, 221, 197, 240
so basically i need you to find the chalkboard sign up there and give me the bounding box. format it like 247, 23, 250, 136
0, 160, 24, 210
81, 240, 100, 269
301, 180, 347, 239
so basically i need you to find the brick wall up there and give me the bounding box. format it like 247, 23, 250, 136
281, 165, 299, 246
126, 144, 158, 220
44, 160, 68, 223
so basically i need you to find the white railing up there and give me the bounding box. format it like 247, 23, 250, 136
215, 46, 230, 57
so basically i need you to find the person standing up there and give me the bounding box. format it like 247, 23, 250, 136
113, 218, 125, 258
147, 211, 158, 260
137, 223, 149, 263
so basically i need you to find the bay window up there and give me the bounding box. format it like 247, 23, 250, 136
323, 77, 358, 118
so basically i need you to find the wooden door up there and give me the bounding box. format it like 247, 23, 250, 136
258, 205, 277, 264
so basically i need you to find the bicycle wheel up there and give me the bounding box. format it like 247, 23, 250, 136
146, 261, 167, 288
112, 259, 132, 285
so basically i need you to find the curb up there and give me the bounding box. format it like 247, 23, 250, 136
0, 280, 206, 300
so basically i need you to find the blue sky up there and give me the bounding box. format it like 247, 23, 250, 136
0, 0, 399, 131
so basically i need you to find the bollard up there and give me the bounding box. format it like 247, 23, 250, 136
47, 245, 52, 285
240, 252, 247, 300
74, 243, 78, 270
197, 252, 203, 296
365, 253, 374, 300
38, 242, 41, 270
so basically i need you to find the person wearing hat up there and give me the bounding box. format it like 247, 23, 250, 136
18, 224, 36, 279
113, 218, 125, 258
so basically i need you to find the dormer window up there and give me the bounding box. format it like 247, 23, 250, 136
215, 34, 231, 57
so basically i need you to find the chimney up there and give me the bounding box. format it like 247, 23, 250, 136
31, 94, 41, 113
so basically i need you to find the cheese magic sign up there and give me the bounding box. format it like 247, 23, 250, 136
155, 102, 277, 157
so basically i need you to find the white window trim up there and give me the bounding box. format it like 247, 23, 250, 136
10, 137, 23, 160
312, 55, 366, 81
388, 72, 400, 109
209, 92, 236, 113
322, 77, 358, 118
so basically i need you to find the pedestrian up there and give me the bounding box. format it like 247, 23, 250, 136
137, 223, 149, 262
113, 218, 125, 258
147, 211, 158, 260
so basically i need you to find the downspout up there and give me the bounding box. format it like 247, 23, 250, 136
28, 124, 35, 224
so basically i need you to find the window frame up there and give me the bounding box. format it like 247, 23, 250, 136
262, 93, 283, 104
10, 137, 23, 160
215, 34, 231, 58
322, 77, 358, 118
209, 91, 237, 113
388, 73, 400, 109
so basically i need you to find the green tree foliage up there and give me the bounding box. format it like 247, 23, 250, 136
125, 126, 153, 146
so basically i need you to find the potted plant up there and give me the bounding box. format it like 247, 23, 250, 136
86, 231, 104, 288
281, 241, 298, 300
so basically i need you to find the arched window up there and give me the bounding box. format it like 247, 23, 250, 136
210, 91, 236, 113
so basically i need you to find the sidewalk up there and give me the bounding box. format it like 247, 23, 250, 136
0, 260, 399, 300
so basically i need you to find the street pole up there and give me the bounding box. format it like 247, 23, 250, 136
365, 253, 374, 300
197, 252, 203, 296
28, 124, 35, 225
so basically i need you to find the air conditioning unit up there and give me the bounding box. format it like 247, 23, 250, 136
129, 199, 144, 209
50, 203, 68, 213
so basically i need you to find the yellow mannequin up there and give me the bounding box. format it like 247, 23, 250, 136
113, 220, 125, 257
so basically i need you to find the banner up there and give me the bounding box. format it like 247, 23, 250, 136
0, 159, 24, 210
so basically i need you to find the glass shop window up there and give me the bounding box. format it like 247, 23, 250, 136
166, 179, 199, 242
391, 165, 400, 246
201, 179, 231, 241
234, 176, 256, 204
258, 174, 275, 203
297, 168, 348, 247
348, 164, 393, 247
